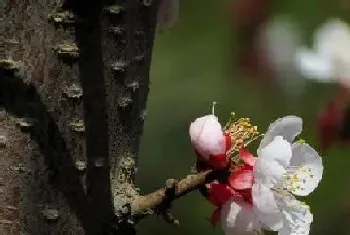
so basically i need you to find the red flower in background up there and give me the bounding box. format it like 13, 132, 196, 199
232, 0, 270, 28
317, 86, 350, 150
230, 0, 273, 85
339, 103, 350, 144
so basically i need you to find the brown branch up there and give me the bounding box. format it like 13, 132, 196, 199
130, 169, 225, 217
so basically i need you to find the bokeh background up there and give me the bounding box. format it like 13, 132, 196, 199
136, 1, 350, 235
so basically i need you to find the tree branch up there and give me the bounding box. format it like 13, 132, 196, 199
131, 170, 211, 214
127, 167, 229, 225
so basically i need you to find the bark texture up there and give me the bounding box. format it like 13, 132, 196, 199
1, 0, 158, 234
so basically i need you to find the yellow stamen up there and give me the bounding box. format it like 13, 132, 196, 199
223, 112, 261, 154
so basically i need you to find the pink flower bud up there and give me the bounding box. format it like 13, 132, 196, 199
189, 115, 231, 168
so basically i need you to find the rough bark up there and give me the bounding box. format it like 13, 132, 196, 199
1, 0, 158, 234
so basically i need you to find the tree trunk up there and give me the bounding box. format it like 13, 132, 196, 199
0, 0, 158, 234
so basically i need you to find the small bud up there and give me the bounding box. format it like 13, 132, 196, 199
109, 26, 124, 35
122, 156, 135, 168
143, 0, 152, 6
140, 110, 147, 120
94, 158, 104, 167
111, 60, 128, 72
0, 110, 6, 121
105, 5, 124, 14
75, 160, 87, 171
125, 81, 139, 92
42, 208, 60, 221
69, 119, 85, 133
16, 117, 37, 132
63, 84, 83, 99
134, 54, 144, 62
4, 39, 20, 45
0, 59, 18, 71
54, 43, 79, 59
118, 95, 132, 108
10, 164, 27, 173
127, 219, 134, 225
165, 179, 178, 190
0, 135, 7, 148
135, 30, 145, 36
47, 11, 75, 24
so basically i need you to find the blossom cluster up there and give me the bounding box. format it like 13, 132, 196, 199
189, 105, 323, 235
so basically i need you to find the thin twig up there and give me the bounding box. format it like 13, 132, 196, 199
130, 169, 220, 215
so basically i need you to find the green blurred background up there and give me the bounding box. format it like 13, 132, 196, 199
136, 1, 350, 235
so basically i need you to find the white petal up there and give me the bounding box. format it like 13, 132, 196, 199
260, 16, 301, 69
221, 199, 261, 235
313, 18, 350, 82
295, 47, 334, 81
258, 116, 303, 153
254, 136, 293, 187
276, 195, 313, 235
254, 157, 286, 188
252, 183, 283, 231
315, 18, 350, 58
189, 114, 225, 159
286, 143, 323, 196
259, 136, 293, 167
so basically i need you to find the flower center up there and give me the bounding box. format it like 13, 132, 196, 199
223, 113, 260, 154
279, 166, 315, 193
273, 189, 310, 211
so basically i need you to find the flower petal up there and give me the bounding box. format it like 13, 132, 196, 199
314, 18, 350, 82
314, 18, 350, 58
239, 148, 257, 166
258, 116, 303, 153
221, 198, 261, 235
254, 157, 286, 188
260, 16, 301, 70
276, 194, 313, 235
229, 167, 254, 190
189, 114, 225, 159
295, 47, 334, 81
252, 183, 283, 231
206, 181, 237, 207
286, 143, 323, 196
259, 135, 293, 168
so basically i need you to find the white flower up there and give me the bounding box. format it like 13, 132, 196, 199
295, 47, 333, 81
295, 18, 350, 87
259, 15, 305, 97
252, 116, 323, 235
221, 198, 262, 235
189, 114, 226, 159
260, 16, 301, 73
